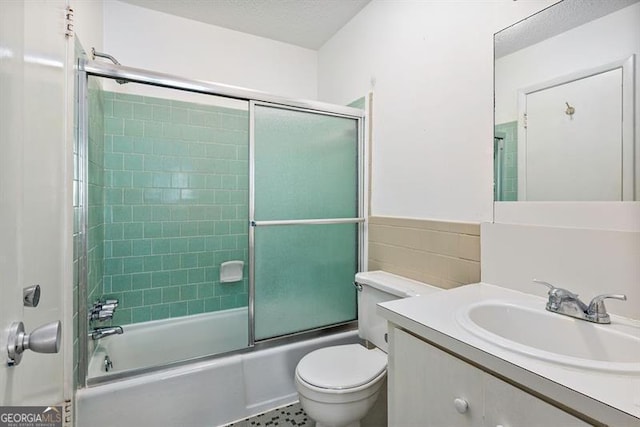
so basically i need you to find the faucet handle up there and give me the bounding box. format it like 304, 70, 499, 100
533, 279, 582, 311
97, 310, 114, 321
533, 279, 557, 292
533, 279, 579, 297
587, 293, 627, 324
89, 309, 115, 322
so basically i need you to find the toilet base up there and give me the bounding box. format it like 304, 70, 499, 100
294, 345, 387, 427
296, 377, 385, 427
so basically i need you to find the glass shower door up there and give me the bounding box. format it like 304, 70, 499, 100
81, 74, 251, 382
252, 103, 362, 341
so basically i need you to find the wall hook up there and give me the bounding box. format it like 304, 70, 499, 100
565, 102, 575, 117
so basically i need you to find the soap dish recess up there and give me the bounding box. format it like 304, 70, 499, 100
220, 260, 244, 283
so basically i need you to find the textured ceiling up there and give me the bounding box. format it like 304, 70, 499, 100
118, 0, 371, 50
495, 0, 640, 58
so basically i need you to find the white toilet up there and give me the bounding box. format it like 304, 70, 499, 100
295, 271, 440, 427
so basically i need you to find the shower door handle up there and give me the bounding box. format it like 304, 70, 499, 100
251, 218, 365, 227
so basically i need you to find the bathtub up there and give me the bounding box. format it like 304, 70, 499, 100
76, 315, 358, 427
88, 308, 249, 377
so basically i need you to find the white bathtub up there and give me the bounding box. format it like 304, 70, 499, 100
88, 308, 249, 377
77, 318, 358, 427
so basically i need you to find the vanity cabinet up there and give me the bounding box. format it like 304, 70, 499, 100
388, 327, 590, 427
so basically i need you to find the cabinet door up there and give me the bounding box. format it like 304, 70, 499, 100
483, 374, 590, 427
389, 327, 484, 427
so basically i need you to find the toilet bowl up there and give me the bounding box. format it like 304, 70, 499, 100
294, 271, 440, 427
295, 344, 387, 427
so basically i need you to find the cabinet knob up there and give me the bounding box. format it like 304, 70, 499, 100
453, 397, 469, 414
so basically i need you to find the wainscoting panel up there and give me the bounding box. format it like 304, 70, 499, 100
368, 216, 480, 289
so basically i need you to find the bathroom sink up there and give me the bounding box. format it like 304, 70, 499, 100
456, 301, 640, 373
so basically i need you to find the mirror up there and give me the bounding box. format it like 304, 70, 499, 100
494, 0, 639, 202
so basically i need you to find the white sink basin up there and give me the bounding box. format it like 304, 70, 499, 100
456, 300, 640, 373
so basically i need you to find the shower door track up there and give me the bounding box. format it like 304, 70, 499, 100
81, 60, 363, 118
78, 59, 366, 386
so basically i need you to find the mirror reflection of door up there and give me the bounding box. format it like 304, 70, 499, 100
521, 68, 623, 201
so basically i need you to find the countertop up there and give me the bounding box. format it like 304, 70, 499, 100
378, 283, 640, 426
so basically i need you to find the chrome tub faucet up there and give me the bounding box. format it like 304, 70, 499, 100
534, 279, 627, 324
90, 326, 124, 340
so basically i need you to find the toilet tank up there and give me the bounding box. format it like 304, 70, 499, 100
355, 271, 440, 352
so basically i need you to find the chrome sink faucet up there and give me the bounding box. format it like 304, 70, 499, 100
533, 280, 627, 324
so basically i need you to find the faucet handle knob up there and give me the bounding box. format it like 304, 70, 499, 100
587, 293, 627, 324
590, 293, 627, 303
97, 310, 114, 320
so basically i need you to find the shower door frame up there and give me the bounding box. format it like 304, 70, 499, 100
248, 100, 366, 344
77, 59, 365, 386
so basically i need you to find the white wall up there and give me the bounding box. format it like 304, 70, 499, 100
72, 0, 104, 53
103, 0, 318, 100
482, 223, 640, 320
318, 0, 557, 222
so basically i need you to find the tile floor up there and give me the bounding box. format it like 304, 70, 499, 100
224, 402, 312, 426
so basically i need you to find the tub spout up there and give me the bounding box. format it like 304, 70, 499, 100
90, 326, 124, 340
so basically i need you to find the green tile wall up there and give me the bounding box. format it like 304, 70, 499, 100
495, 121, 518, 201
94, 92, 249, 325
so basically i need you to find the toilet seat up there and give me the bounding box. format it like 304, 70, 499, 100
296, 344, 387, 390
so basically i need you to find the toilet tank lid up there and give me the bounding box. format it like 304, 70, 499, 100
355, 271, 440, 297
